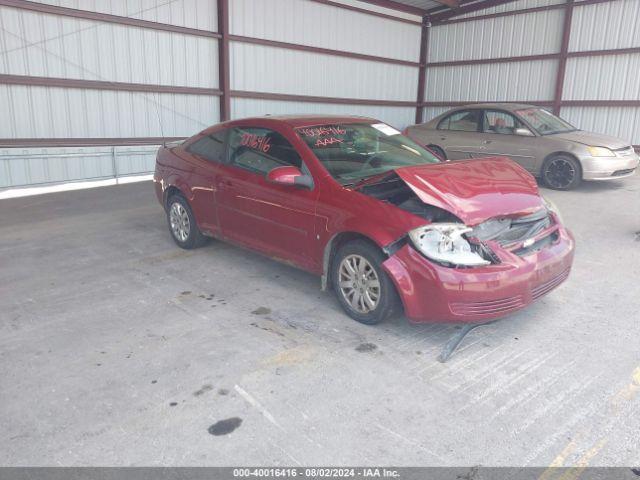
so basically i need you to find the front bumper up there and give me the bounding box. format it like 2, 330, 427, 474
382, 227, 575, 323
580, 152, 639, 181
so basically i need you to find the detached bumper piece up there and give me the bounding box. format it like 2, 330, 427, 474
438, 321, 496, 363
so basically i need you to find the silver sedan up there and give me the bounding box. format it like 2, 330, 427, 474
405, 103, 639, 190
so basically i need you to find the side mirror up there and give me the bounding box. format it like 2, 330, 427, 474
515, 128, 534, 137
266, 166, 313, 189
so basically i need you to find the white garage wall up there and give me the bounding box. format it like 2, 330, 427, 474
0, 145, 161, 188
0, 86, 218, 139
17, 0, 218, 31
562, 0, 640, 144
562, 107, 640, 146
428, 9, 564, 62
563, 53, 640, 101
228, 0, 421, 129
569, 0, 640, 52
229, 0, 421, 62
230, 43, 417, 102
231, 98, 415, 130
425, 59, 558, 103
0, 1, 220, 189
0, 8, 219, 88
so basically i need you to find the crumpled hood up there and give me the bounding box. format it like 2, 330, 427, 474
553, 130, 630, 149
394, 157, 544, 226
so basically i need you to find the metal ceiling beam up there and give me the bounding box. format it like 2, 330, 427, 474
430, 0, 518, 22
429, 0, 460, 7
354, 0, 460, 16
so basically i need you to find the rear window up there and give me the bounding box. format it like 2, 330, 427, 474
187, 130, 227, 163
438, 110, 482, 132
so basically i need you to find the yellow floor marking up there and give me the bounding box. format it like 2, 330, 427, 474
538, 365, 640, 479
556, 438, 608, 480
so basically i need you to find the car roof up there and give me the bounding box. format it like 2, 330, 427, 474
230, 114, 379, 128
447, 103, 541, 112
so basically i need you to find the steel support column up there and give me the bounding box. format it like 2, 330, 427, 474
553, 0, 574, 116
415, 16, 430, 125
217, 0, 231, 121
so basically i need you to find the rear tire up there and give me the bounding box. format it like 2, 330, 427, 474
166, 195, 207, 249
331, 240, 399, 325
542, 154, 582, 190
429, 145, 447, 161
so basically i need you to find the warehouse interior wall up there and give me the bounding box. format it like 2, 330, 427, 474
0, 0, 638, 192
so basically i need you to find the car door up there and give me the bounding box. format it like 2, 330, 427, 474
479, 109, 538, 173
182, 129, 228, 236
214, 126, 319, 271
436, 109, 486, 160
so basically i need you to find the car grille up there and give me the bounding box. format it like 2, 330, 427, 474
614, 146, 635, 157
471, 209, 552, 247
513, 231, 559, 256
450, 295, 525, 316
531, 267, 571, 301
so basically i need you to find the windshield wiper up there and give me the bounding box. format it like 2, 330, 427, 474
349, 171, 396, 190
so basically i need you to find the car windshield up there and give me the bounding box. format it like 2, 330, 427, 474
296, 122, 439, 185
515, 108, 577, 135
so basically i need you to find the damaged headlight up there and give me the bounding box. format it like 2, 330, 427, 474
542, 195, 564, 223
408, 223, 490, 267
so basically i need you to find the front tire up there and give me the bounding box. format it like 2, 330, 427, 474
331, 240, 399, 325
166, 195, 206, 249
542, 154, 582, 190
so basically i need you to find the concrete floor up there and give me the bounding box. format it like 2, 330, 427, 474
1, 175, 639, 467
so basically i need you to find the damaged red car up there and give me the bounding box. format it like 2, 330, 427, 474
154, 115, 575, 325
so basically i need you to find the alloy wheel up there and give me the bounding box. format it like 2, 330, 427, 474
338, 254, 381, 314
169, 202, 190, 242
544, 157, 576, 189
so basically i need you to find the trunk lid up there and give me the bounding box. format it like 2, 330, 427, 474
394, 157, 543, 226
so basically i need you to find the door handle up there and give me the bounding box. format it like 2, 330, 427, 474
483, 140, 492, 144
440, 137, 447, 141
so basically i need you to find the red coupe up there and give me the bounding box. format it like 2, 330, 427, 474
154, 115, 574, 325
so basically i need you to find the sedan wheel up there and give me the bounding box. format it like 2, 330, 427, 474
543, 155, 581, 190
338, 254, 381, 314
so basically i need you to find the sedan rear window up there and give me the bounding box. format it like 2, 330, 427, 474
296, 123, 439, 184
438, 110, 482, 132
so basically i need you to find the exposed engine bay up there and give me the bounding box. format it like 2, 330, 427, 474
358, 173, 556, 263
357, 173, 460, 223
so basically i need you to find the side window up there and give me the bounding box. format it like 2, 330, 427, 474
438, 110, 481, 132
227, 127, 302, 175
187, 130, 227, 163
483, 110, 524, 135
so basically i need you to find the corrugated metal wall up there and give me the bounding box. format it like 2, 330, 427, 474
426, 59, 558, 103
0, 0, 220, 188
561, 0, 640, 145
228, 0, 420, 131
426, 4, 564, 105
